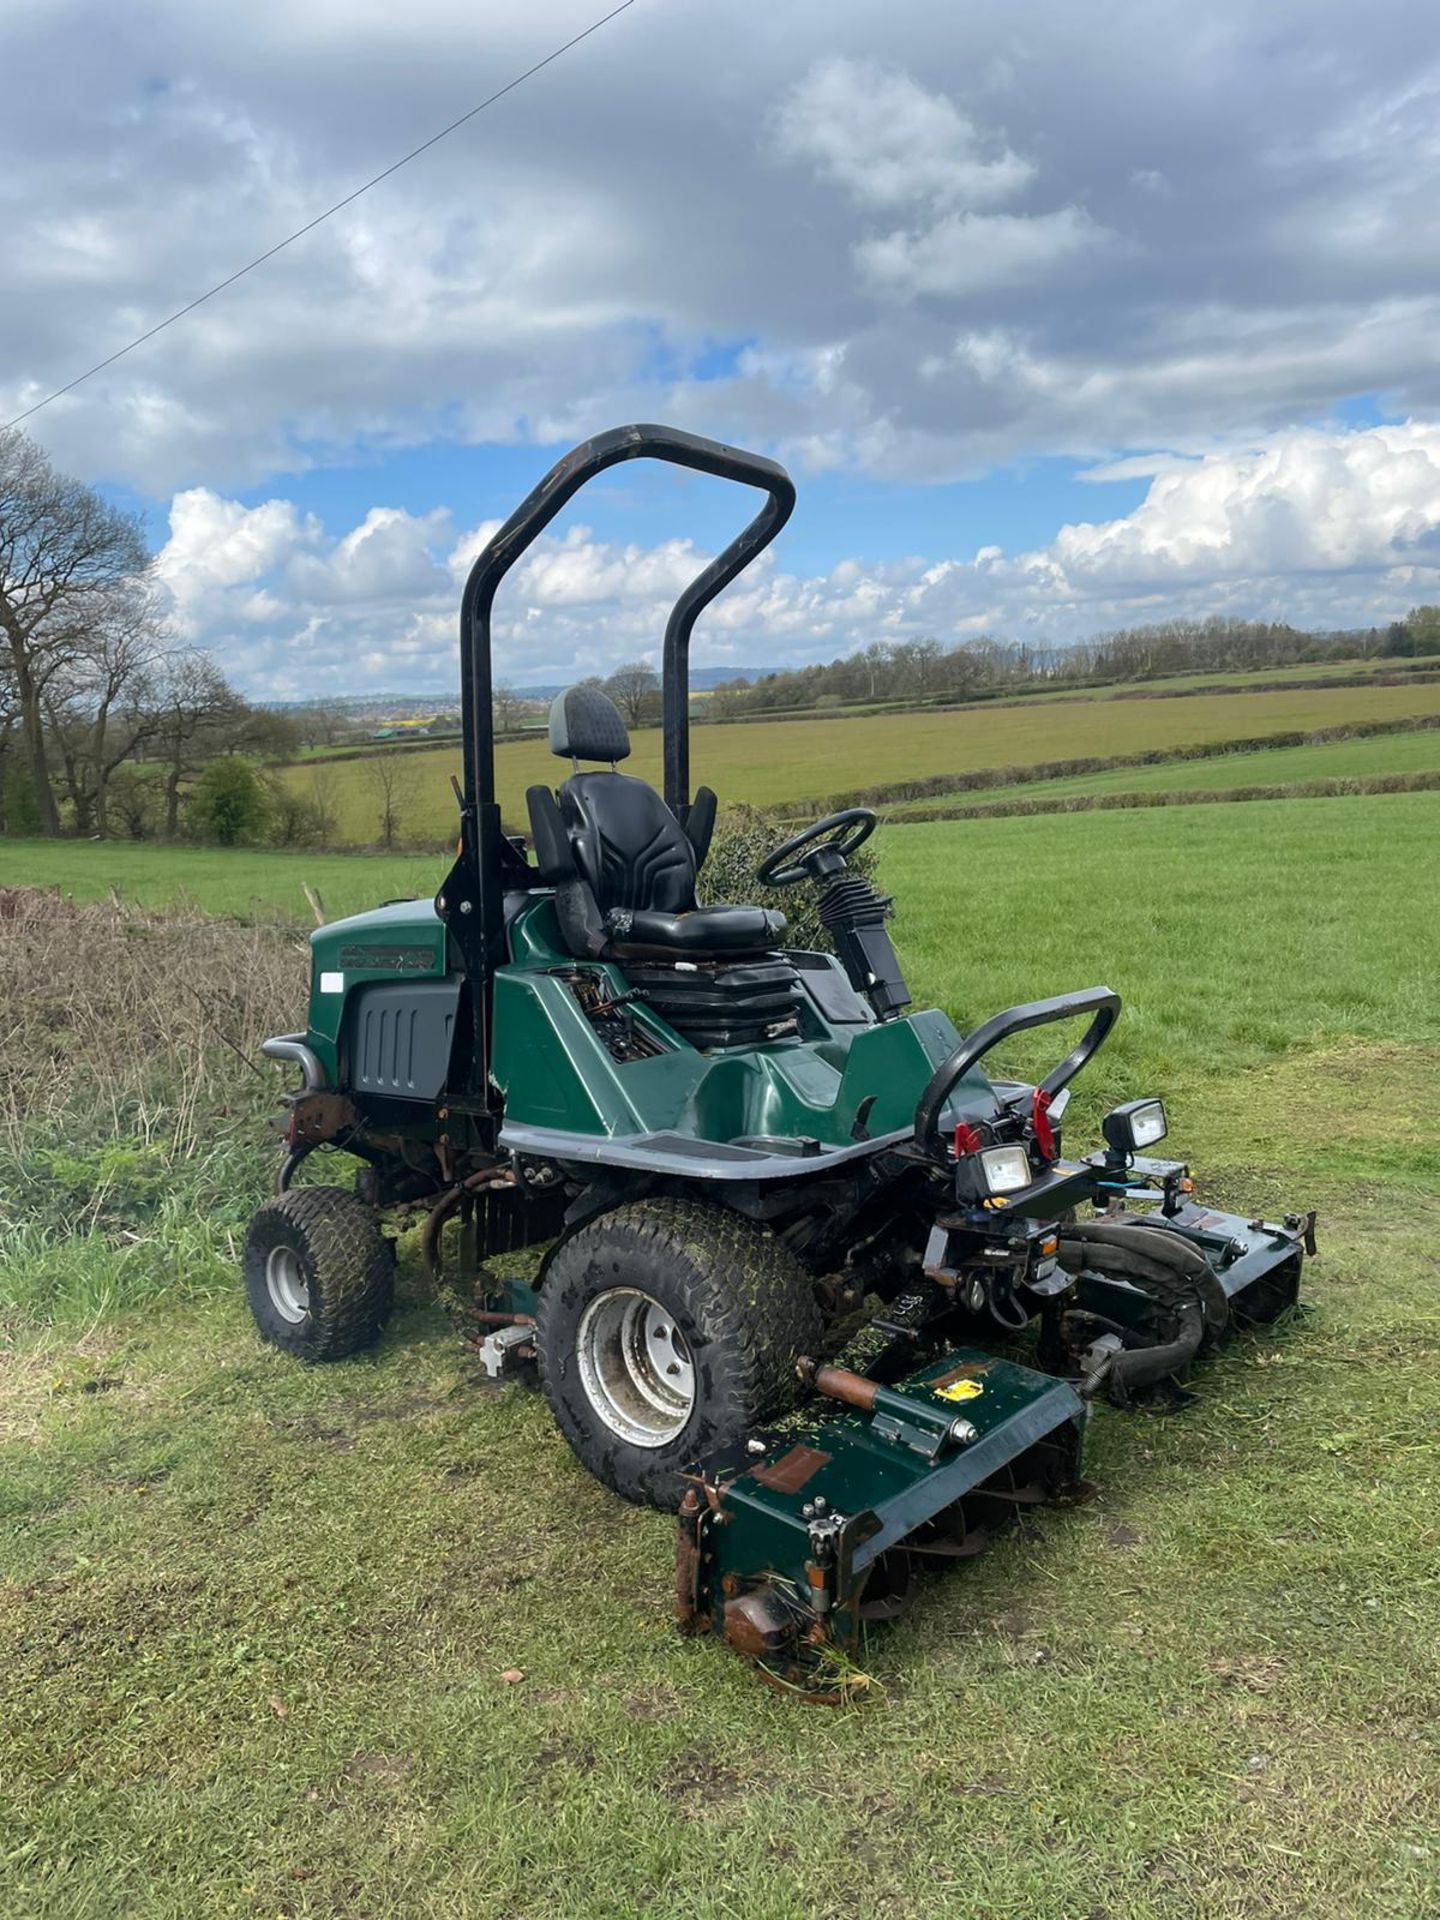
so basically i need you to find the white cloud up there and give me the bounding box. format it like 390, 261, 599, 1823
1051, 423, 1440, 583
155, 490, 314, 620
158, 421, 1440, 698
774, 58, 1034, 212
778, 58, 1111, 303
855, 207, 1108, 299
8, 6, 1440, 495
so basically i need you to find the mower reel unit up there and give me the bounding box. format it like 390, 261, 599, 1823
244, 424, 1313, 1693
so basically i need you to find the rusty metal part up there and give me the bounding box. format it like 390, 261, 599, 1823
723, 1586, 798, 1660
749, 1444, 830, 1495
464, 1308, 536, 1327
421, 1187, 463, 1275
676, 1489, 704, 1633
930, 1359, 992, 1390
796, 1356, 879, 1412
274, 1090, 362, 1194
422, 1165, 518, 1277
285, 1090, 359, 1146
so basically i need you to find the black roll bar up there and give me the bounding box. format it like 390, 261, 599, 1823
456, 423, 794, 821
438, 424, 794, 1125
913, 987, 1122, 1153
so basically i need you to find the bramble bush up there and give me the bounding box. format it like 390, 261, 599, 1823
699, 802, 882, 951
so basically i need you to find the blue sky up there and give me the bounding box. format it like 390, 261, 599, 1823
5, 1, 1440, 696
222, 448, 1152, 576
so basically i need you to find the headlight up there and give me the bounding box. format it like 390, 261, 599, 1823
979, 1143, 1032, 1194
1103, 1098, 1168, 1160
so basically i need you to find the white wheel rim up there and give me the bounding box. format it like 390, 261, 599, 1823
266, 1245, 310, 1324
576, 1287, 696, 1448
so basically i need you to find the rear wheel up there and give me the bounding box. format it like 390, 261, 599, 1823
243, 1186, 395, 1361
535, 1197, 823, 1509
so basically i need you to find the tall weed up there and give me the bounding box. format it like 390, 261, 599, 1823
0, 892, 301, 1327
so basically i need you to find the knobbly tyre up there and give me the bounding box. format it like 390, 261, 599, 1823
243, 425, 1315, 1696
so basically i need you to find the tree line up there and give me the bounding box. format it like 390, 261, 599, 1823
703, 613, 1440, 719
8, 424, 1440, 845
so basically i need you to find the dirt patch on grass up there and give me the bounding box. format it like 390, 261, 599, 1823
623, 1685, 682, 1721
662, 1746, 747, 1807
344, 1751, 411, 1787
1212, 1654, 1285, 1694
6, 1573, 209, 1686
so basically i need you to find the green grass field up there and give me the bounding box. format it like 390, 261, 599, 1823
985, 654, 1439, 702
4, 795, 1440, 1918
1, 840, 446, 921
886, 724, 1440, 814
282, 678, 1440, 840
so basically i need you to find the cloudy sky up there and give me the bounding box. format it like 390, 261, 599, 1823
5, 0, 1440, 697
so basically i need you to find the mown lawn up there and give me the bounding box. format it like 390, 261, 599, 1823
279, 678, 1440, 839
3, 795, 1439, 1918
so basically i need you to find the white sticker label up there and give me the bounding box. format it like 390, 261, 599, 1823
319, 971, 344, 994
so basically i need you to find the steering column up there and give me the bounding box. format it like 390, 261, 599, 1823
757, 809, 912, 1021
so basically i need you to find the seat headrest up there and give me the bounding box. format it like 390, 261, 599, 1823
548, 685, 631, 763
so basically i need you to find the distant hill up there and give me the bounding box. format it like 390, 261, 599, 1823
269, 667, 770, 713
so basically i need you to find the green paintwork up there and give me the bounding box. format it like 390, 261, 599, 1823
699, 1349, 1084, 1655
492, 898, 990, 1146
304, 898, 446, 1086
303, 892, 996, 1150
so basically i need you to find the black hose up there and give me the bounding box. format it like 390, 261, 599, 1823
1101, 1302, 1204, 1406
1060, 1216, 1227, 1332
987, 1282, 1031, 1333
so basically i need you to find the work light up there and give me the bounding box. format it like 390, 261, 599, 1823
978, 1143, 1032, 1195
1102, 1098, 1167, 1162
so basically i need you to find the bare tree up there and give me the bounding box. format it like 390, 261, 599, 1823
292, 702, 355, 750
309, 763, 342, 847
494, 684, 528, 735
0, 655, 26, 833
150, 653, 248, 837
603, 660, 660, 726
364, 750, 411, 850
42, 586, 167, 835
106, 764, 163, 840
0, 428, 149, 834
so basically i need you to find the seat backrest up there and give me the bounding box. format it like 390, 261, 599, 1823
559, 772, 697, 914
544, 685, 698, 915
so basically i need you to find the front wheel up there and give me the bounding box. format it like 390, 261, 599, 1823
535, 1198, 823, 1510
243, 1186, 395, 1361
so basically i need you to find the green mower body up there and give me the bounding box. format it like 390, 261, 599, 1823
304, 895, 992, 1167
248, 426, 1314, 1694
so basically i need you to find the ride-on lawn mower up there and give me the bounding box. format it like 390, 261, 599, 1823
245, 424, 1314, 1694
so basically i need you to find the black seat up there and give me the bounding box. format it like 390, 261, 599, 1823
526, 687, 798, 1049
526, 686, 786, 960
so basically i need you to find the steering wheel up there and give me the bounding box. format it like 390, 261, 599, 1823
756, 807, 878, 888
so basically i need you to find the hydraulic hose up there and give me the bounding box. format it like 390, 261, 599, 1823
1060, 1216, 1227, 1331
1099, 1301, 1204, 1406
987, 1282, 1031, 1333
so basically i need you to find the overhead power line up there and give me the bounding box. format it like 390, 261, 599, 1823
4, 0, 637, 431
